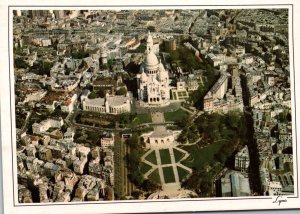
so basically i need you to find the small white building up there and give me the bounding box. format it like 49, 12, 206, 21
267, 181, 282, 196
100, 132, 115, 148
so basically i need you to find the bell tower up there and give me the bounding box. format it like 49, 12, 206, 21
146, 31, 153, 53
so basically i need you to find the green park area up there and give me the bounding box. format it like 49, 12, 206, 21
117, 113, 152, 128
177, 166, 190, 181
168, 46, 201, 72
164, 108, 190, 123
162, 166, 176, 183
180, 142, 225, 171
177, 111, 249, 196
173, 148, 185, 162
75, 112, 115, 128
140, 162, 152, 174
144, 150, 157, 165
130, 113, 152, 127
148, 168, 161, 184
159, 149, 172, 165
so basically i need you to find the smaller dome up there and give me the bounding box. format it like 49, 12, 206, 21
158, 65, 168, 80
158, 62, 165, 72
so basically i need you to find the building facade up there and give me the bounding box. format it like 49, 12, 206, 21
82, 93, 131, 114
235, 146, 250, 172
203, 74, 228, 111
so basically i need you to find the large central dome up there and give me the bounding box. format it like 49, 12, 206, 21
144, 51, 159, 68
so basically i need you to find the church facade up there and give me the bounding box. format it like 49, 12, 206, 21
137, 32, 170, 106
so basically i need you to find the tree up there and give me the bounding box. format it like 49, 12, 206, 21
277, 109, 291, 123
126, 134, 139, 149
142, 179, 161, 192
88, 91, 97, 99
28, 61, 54, 76
116, 87, 127, 96
177, 127, 188, 143
131, 170, 144, 186
107, 59, 113, 68
65, 67, 72, 75
14, 57, 29, 69
88, 131, 99, 143
139, 137, 146, 148
74, 129, 82, 139
199, 174, 212, 195
214, 151, 226, 163
183, 170, 213, 196
170, 50, 180, 62
84, 83, 93, 91
71, 50, 89, 59
182, 171, 202, 194
119, 113, 131, 124
227, 110, 241, 129
97, 89, 105, 98
131, 190, 142, 199
60, 124, 68, 133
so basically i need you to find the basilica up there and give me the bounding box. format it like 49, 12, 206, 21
137, 32, 170, 106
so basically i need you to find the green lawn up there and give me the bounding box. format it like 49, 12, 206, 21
164, 108, 189, 122
180, 142, 225, 171
177, 166, 190, 181
140, 162, 152, 174
148, 168, 161, 184
173, 148, 185, 162
162, 166, 176, 183
159, 149, 172, 165
132, 113, 152, 126
144, 150, 157, 165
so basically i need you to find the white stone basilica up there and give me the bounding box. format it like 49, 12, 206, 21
137, 32, 170, 106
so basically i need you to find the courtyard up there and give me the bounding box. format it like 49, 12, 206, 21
141, 146, 192, 187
